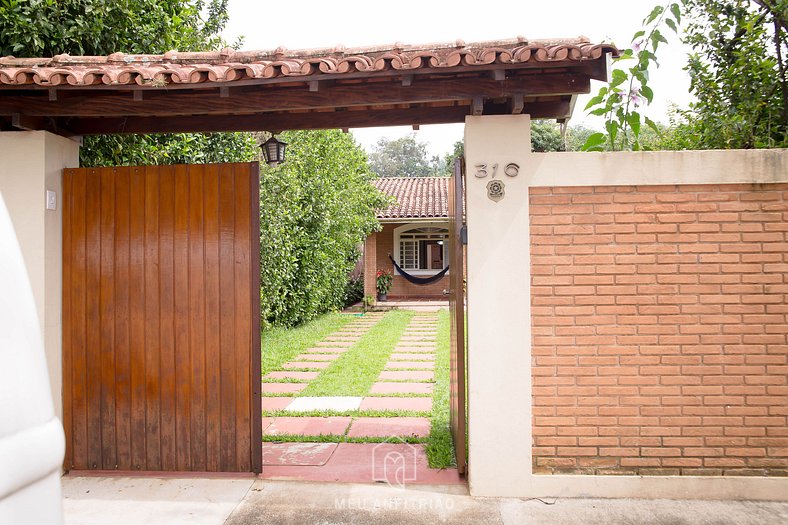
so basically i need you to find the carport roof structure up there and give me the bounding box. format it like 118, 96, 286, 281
0, 36, 617, 136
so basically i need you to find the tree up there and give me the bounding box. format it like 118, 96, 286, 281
368, 134, 442, 177
0, 0, 257, 166
677, 0, 788, 148
583, 0, 788, 151
531, 121, 565, 152
260, 130, 389, 328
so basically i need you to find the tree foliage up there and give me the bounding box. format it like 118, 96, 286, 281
80, 132, 259, 167
0, 0, 234, 56
677, 0, 788, 148
531, 121, 566, 151
368, 134, 444, 177
260, 130, 389, 328
0, 0, 255, 166
584, 0, 788, 151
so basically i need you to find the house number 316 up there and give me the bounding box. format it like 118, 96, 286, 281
474, 162, 519, 178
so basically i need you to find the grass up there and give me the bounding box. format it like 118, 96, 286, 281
262, 408, 431, 418
261, 312, 351, 375
300, 310, 413, 397
425, 309, 455, 469
263, 433, 427, 445
260, 309, 457, 470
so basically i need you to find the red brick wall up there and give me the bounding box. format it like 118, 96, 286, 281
373, 223, 449, 299
530, 184, 788, 476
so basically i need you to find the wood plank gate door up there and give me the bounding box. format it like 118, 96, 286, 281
62, 162, 262, 473
448, 158, 467, 475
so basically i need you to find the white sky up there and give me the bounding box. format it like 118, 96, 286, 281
223, 0, 693, 157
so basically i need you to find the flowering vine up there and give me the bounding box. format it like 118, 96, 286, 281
583, 3, 682, 151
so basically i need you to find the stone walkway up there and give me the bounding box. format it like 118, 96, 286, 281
260, 311, 459, 484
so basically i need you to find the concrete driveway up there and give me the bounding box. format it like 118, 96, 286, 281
62, 476, 788, 525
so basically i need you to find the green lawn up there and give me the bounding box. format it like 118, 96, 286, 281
261, 312, 352, 376
426, 309, 454, 469
260, 308, 456, 469
300, 310, 413, 397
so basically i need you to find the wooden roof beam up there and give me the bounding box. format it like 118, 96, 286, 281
0, 75, 589, 118
62, 100, 571, 134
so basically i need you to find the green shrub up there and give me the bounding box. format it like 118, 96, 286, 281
260, 130, 388, 328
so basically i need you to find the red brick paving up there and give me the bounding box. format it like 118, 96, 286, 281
262, 397, 294, 411
393, 346, 435, 353
296, 353, 340, 361
370, 382, 433, 395
263, 442, 337, 466
305, 347, 348, 354
282, 361, 331, 370
385, 360, 434, 370
359, 397, 433, 412
262, 383, 307, 394
347, 417, 431, 438
378, 370, 434, 381
260, 443, 462, 484
390, 353, 434, 361
315, 341, 353, 347
264, 417, 352, 437
265, 371, 319, 380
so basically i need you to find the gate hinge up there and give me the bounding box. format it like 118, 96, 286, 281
460, 224, 468, 245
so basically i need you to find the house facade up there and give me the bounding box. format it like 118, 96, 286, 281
363, 177, 451, 301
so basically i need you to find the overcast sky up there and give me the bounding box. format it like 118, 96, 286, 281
223, 0, 693, 156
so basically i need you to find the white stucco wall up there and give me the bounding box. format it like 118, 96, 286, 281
0, 131, 80, 423
463, 116, 788, 499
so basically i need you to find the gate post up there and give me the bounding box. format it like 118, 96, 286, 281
464, 115, 532, 496
0, 131, 80, 423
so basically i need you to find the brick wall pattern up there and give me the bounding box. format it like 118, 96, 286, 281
530, 184, 788, 476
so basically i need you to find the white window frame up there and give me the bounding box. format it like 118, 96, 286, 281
393, 222, 450, 276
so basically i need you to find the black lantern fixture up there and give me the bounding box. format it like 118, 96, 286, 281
261, 134, 287, 167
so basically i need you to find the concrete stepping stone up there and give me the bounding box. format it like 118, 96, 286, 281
370, 382, 433, 395
305, 347, 348, 354
262, 383, 307, 394
282, 361, 331, 370
359, 396, 433, 412
285, 396, 362, 412
347, 417, 431, 438
400, 337, 436, 342
378, 370, 434, 381
315, 341, 353, 347
264, 417, 352, 437
261, 417, 274, 433
390, 353, 434, 361
265, 370, 319, 381
263, 442, 337, 466
295, 354, 340, 361
263, 397, 294, 411
385, 361, 434, 370
394, 347, 435, 353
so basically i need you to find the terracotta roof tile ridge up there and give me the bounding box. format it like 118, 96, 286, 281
0, 36, 611, 66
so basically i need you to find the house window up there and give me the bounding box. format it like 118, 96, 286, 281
394, 224, 449, 274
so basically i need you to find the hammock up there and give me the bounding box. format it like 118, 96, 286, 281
388, 254, 449, 285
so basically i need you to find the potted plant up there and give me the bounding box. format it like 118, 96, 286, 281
376, 269, 393, 301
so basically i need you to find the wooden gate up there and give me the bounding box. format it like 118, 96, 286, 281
448, 158, 467, 475
62, 163, 261, 473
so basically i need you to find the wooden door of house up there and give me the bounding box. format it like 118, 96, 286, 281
62, 162, 261, 473
448, 158, 467, 475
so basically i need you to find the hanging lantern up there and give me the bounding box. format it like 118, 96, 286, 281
261, 135, 287, 167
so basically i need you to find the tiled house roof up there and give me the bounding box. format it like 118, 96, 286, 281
0, 37, 617, 87
373, 177, 449, 220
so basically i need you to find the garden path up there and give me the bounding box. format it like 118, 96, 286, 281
260, 311, 460, 484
